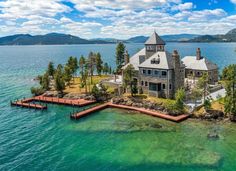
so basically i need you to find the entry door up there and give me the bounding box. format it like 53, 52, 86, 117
157, 83, 161, 91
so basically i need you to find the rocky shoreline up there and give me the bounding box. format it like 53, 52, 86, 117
43, 91, 234, 122
111, 97, 182, 116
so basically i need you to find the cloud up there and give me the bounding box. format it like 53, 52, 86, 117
0, 0, 235, 39
230, 0, 236, 4
171, 2, 193, 11
0, 0, 71, 20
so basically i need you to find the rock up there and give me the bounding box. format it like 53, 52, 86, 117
207, 132, 220, 140
202, 110, 224, 120
126, 100, 133, 106
230, 115, 236, 122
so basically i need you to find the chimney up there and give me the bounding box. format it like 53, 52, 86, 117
172, 50, 180, 68
196, 48, 201, 60
124, 50, 130, 65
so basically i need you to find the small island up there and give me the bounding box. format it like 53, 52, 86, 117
11, 32, 236, 123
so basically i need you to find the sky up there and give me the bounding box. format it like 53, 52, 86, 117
0, 0, 236, 39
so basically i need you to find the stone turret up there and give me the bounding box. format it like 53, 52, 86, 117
145, 31, 165, 59
172, 50, 183, 92
196, 48, 201, 60
124, 50, 130, 65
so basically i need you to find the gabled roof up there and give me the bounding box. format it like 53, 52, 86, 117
138, 51, 174, 69
182, 56, 218, 70
122, 48, 145, 70
145, 32, 165, 45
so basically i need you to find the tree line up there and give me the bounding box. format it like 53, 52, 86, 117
31, 52, 113, 96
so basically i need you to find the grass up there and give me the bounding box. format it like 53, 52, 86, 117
193, 98, 225, 117
64, 75, 111, 94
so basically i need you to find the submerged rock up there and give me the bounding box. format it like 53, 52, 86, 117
207, 132, 220, 140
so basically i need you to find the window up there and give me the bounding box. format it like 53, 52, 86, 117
162, 84, 166, 90
142, 69, 146, 74
169, 84, 172, 89
147, 46, 154, 51
149, 83, 157, 91
141, 81, 144, 86
162, 71, 167, 77
148, 70, 152, 75
154, 70, 159, 75
145, 81, 148, 86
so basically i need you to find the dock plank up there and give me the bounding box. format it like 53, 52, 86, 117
71, 102, 189, 122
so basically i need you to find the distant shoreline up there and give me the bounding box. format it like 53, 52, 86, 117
1, 41, 236, 46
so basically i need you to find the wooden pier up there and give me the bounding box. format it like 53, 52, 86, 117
70, 102, 189, 122
11, 101, 47, 110
11, 95, 96, 110
33, 96, 96, 107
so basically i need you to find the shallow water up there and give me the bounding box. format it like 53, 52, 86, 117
0, 43, 236, 170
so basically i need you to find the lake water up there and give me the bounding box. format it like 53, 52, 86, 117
0, 43, 236, 170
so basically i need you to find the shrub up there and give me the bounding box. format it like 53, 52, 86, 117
31, 87, 45, 96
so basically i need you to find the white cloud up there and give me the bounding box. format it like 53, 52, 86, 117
171, 2, 193, 11
0, 0, 71, 20
0, 0, 235, 39
230, 0, 236, 4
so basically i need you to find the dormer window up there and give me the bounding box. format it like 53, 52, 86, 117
146, 45, 155, 51
150, 57, 160, 64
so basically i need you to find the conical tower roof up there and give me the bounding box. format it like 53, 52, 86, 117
145, 31, 165, 45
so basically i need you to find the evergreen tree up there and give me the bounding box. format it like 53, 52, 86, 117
41, 72, 50, 90
103, 63, 109, 75
67, 56, 78, 80
221, 64, 236, 115
47, 62, 55, 77
123, 64, 135, 95
64, 65, 72, 86
87, 52, 96, 84
54, 65, 65, 93
197, 72, 208, 102
175, 88, 185, 112
96, 53, 103, 76
109, 66, 112, 74
116, 42, 125, 71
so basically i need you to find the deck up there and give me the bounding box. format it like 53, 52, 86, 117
33, 96, 96, 107
11, 101, 47, 110
11, 95, 96, 110
70, 102, 189, 122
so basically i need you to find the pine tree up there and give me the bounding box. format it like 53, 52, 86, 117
222, 64, 236, 116
116, 42, 125, 71
123, 64, 135, 95
96, 53, 103, 76
47, 62, 55, 77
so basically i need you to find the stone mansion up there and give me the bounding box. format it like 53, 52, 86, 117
122, 32, 218, 99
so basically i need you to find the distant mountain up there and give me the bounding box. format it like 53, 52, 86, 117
0, 33, 109, 45
126, 34, 200, 43
161, 34, 200, 42
126, 36, 149, 43
1, 29, 235, 45
188, 28, 236, 42
90, 38, 122, 43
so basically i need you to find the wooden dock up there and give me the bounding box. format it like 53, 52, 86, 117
70, 102, 189, 122
11, 95, 96, 110
11, 101, 47, 110
33, 96, 96, 107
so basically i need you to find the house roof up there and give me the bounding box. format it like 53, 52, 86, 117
122, 48, 146, 70
145, 32, 165, 45
182, 56, 218, 70
138, 51, 174, 69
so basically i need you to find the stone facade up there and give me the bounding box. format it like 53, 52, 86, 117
182, 48, 218, 85
122, 32, 185, 99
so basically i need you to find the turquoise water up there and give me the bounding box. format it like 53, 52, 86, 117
1, 43, 236, 170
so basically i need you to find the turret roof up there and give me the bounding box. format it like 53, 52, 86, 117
145, 32, 166, 45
